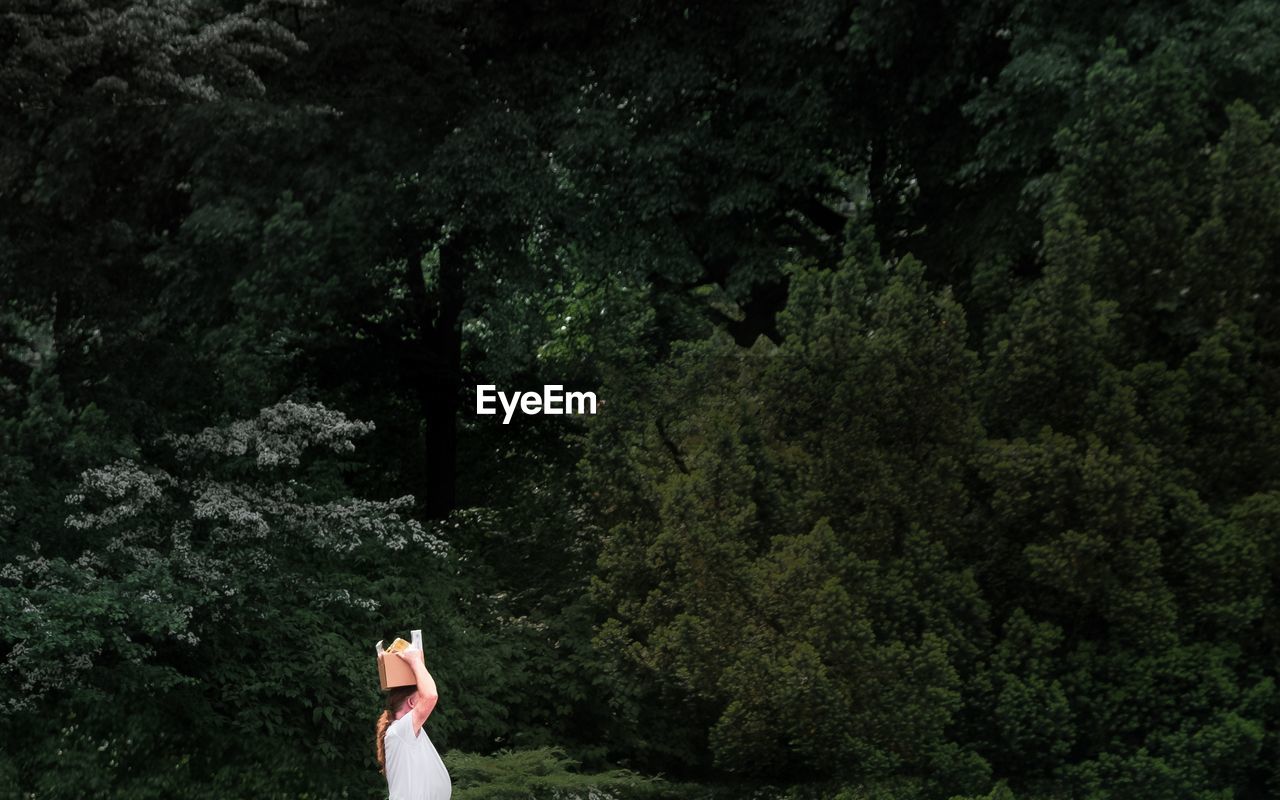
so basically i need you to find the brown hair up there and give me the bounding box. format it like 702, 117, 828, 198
375, 685, 418, 774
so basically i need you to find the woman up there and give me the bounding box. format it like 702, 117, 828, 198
374, 648, 451, 800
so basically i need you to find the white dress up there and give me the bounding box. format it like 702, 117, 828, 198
384, 712, 452, 800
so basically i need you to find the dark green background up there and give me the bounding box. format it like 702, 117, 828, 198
2, 1, 1279, 798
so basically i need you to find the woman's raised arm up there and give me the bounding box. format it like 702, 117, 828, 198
394, 648, 438, 736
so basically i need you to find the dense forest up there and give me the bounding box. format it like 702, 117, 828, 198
2, 1, 1280, 798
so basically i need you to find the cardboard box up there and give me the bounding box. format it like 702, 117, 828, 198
375, 630, 423, 691
378, 651, 417, 691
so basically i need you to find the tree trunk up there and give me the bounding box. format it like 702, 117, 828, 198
404, 236, 467, 519
868, 132, 893, 251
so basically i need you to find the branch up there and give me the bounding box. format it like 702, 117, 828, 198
795, 196, 850, 239
655, 418, 690, 475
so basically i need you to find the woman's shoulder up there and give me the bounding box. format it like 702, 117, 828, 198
385, 713, 418, 741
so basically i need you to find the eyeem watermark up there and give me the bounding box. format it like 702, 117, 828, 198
475, 385, 598, 424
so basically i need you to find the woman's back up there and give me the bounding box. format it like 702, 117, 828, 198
383, 711, 451, 800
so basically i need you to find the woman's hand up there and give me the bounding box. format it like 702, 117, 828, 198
394, 648, 426, 671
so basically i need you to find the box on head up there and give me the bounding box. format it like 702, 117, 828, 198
375, 629, 423, 691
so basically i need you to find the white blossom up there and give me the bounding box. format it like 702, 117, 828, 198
165, 400, 375, 467
65, 459, 173, 530
3, 400, 450, 710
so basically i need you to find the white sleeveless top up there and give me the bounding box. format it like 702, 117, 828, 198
384, 712, 452, 800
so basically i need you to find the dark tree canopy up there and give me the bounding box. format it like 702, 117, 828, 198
2, 2, 1279, 799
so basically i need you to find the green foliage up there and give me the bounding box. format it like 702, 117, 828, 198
3, 0, 1280, 798
948, 783, 1021, 800
588, 254, 990, 786
0, 401, 517, 797
445, 747, 678, 800
590, 225, 1280, 797
0, 0, 308, 107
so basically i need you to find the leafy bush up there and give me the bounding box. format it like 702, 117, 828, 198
0, 402, 509, 798
444, 747, 683, 800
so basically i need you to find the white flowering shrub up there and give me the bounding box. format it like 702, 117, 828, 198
0, 400, 447, 716
165, 400, 378, 467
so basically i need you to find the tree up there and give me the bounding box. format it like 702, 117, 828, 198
0, 0, 312, 403
588, 252, 990, 791
0, 400, 505, 797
